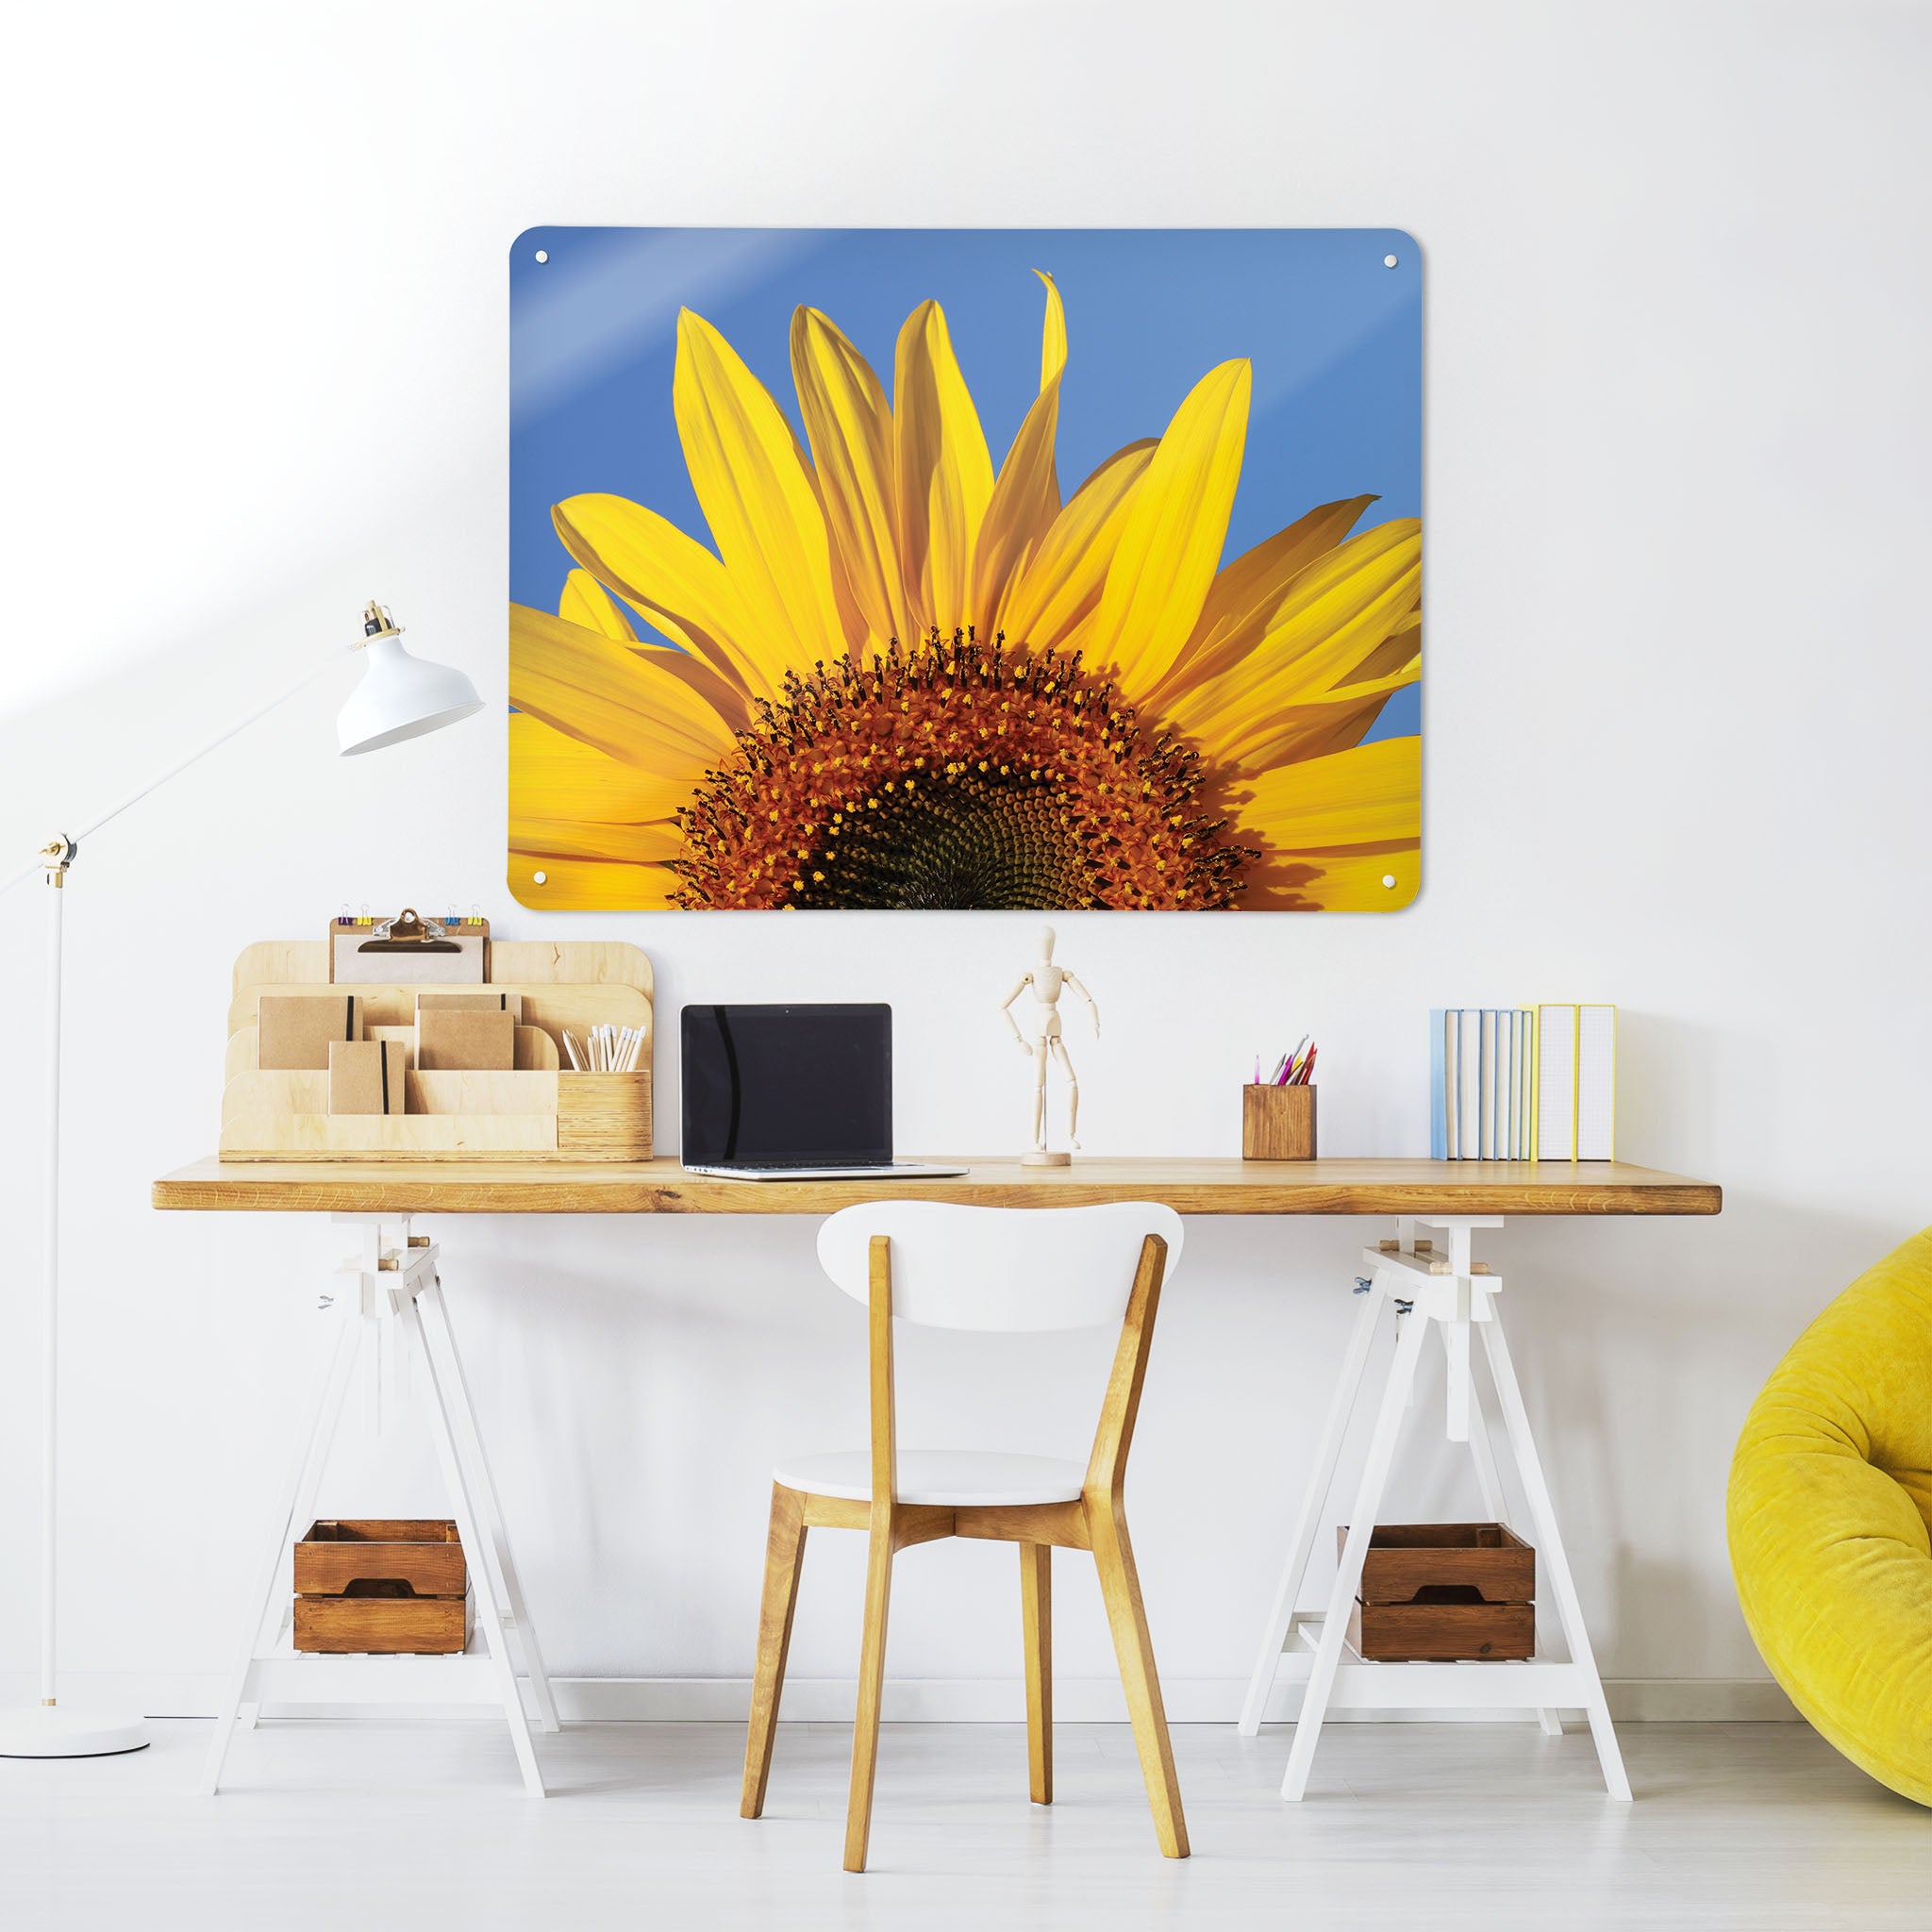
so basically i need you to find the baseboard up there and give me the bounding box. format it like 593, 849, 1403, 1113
0, 1671, 1801, 1724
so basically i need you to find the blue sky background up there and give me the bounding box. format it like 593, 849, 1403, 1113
510, 228, 1421, 740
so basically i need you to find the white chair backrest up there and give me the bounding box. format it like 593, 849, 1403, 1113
815, 1202, 1184, 1332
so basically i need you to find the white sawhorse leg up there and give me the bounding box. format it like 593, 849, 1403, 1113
1480, 1311, 1627, 1795
197, 1294, 361, 1791
1243, 1218, 1629, 1802
402, 1289, 544, 1793
415, 1280, 560, 1735
200, 1219, 557, 1797
1238, 1272, 1386, 1736
1280, 1291, 1430, 1798
1462, 1351, 1563, 1739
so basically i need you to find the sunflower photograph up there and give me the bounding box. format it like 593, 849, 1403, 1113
508, 228, 1422, 911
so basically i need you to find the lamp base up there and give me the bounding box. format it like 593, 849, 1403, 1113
0, 1704, 150, 1757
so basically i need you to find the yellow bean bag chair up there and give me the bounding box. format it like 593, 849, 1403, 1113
1728, 1226, 1932, 1805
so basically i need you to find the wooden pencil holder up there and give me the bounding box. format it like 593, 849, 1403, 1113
1243, 1083, 1316, 1160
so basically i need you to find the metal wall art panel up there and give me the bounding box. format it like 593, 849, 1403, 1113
509, 229, 1420, 911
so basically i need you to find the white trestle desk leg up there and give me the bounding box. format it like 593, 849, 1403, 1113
416, 1276, 560, 1734
204, 1219, 553, 1798
404, 1293, 546, 1796
200, 1300, 361, 1797
1478, 1313, 1630, 1799
1247, 1215, 1612, 1801
1442, 1229, 1474, 1443
1462, 1355, 1563, 1737
240, 1308, 360, 1735
1281, 1301, 1430, 1801
1239, 1274, 1385, 1737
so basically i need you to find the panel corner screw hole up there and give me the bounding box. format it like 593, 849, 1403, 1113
1382, 874, 1397, 889
532, 870, 548, 885
1383, 253, 1398, 269
535, 249, 549, 263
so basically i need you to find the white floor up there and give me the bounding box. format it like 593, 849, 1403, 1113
3, 1718, 1926, 1930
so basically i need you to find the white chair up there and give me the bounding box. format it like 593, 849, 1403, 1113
739, 1201, 1189, 1871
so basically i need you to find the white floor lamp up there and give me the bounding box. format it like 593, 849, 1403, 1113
0, 602, 483, 1757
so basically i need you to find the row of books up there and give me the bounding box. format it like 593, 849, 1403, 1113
1429, 1006, 1616, 1161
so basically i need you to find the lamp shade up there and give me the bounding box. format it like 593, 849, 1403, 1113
337, 634, 485, 756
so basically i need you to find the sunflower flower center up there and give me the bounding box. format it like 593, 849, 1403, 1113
669, 632, 1255, 911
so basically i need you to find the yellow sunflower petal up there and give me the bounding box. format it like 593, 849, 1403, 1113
1086, 358, 1252, 697
1237, 735, 1420, 850
509, 604, 735, 774
1164, 519, 1421, 769
509, 815, 685, 867
637, 641, 755, 737
553, 493, 767, 699
559, 568, 638, 641
1036, 270, 1067, 391
995, 439, 1157, 648
675, 308, 847, 672
509, 853, 684, 911
1230, 658, 1421, 771
1146, 494, 1376, 704
893, 299, 995, 636
973, 370, 1061, 636
1354, 607, 1421, 682
1242, 846, 1420, 912
508, 710, 700, 826
790, 307, 907, 648
555, 549, 754, 728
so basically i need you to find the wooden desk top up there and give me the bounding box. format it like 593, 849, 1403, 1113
152, 1156, 1721, 1218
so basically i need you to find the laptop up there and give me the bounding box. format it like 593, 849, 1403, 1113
679, 1004, 967, 1181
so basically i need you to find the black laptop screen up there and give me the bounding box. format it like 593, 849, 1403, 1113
680, 1005, 892, 1167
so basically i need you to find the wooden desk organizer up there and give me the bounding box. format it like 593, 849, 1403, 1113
220, 938, 652, 1162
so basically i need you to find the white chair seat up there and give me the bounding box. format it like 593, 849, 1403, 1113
774, 1449, 1088, 1507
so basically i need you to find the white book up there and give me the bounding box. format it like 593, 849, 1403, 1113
1515, 1009, 1533, 1157
1576, 1005, 1617, 1159
1536, 1004, 1577, 1159
1497, 1009, 1515, 1158
1443, 1011, 1460, 1159
1478, 1010, 1496, 1158
1458, 1009, 1481, 1158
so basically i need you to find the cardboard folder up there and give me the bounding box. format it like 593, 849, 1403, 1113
328, 1039, 407, 1115
258, 992, 362, 1071
416, 990, 524, 1024
417, 1007, 516, 1071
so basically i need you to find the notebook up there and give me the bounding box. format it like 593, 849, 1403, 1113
1575, 1005, 1617, 1159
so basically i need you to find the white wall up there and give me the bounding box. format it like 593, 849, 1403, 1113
2, 0, 1928, 1715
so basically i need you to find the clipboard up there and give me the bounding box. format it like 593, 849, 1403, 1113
329, 908, 489, 985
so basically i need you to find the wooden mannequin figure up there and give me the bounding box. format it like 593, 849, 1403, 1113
1000, 926, 1100, 1166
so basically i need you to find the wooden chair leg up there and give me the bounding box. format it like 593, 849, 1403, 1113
1020, 1541, 1053, 1804
1090, 1503, 1189, 1858
741, 1483, 808, 1820
843, 1522, 895, 1872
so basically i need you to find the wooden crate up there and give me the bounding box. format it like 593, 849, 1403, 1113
293, 1519, 470, 1655
1341, 1522, 1535, 1661
1347, 1597, 1534, 1661
1351, 1522, 1535, 1604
